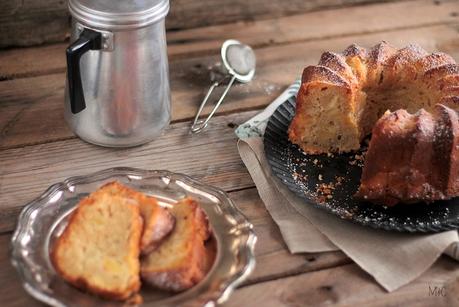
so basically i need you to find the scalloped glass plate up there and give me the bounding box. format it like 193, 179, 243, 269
11, 167, 256, 306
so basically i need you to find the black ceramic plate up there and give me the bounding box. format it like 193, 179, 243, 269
264, 96, 459, 232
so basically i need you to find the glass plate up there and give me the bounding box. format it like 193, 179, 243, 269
11, 167, 256, 306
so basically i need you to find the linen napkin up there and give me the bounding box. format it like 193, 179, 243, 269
236, 81, 459, 292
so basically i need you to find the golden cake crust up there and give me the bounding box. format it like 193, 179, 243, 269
289, 42, 459, 205
98, 182, 176, 255
288, 41, 459, 154
52, 182, 215, 299
52, 181, 176, 300
356, 104, 459, 206
140, 198, 211, 292
51, 184, 143, 300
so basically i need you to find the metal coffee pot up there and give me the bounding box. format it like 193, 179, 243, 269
65, 0, 171, 147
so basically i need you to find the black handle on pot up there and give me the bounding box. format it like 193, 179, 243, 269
66, 28, 102, 114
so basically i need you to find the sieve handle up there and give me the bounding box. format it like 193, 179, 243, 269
190, 75, 236, 134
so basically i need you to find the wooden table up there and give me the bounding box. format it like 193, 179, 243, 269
1, 0, 459, 305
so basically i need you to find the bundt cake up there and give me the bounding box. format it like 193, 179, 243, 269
288, 41, 459, 154
356, 104, 459, 206
141, 198, 211, 292
288, 42, 459, 205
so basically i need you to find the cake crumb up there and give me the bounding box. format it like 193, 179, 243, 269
315, 180, 339, 202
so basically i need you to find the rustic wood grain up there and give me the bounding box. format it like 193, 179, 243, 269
0, 188, 350, 306
0, 235, 36, 307
1, 3, 459, 306
0, 0, 408, 48
230, 189, 350, 284
166, 0, 404, 31
1, 24, 459, 149
168, 0, 459, 58
1, 0, 458, 80
226, 256, 459, 307
0, 0, 69, 48
0, 110, 257, 233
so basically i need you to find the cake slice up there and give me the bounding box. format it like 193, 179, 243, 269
141, 198, 211, 292
356, 104, 459, 206
51, 187, 143, 300
99, 182, 175, 254
288, 65, 362, 154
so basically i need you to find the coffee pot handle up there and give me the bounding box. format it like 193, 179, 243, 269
66, 28, 102, 114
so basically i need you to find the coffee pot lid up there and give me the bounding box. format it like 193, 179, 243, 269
69, 0, 169, 30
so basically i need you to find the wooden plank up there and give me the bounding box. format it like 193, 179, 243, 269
2, 24, 459, 149
1, 0, 458, 79
0, 0, 407, 48
0, 110, 256, 233
168, 0, 459, 58
166, 0, 404, 31
0, 0, 69, 48
0, 235, 36, 307
0, 188, 350, 306
226, 256, 459, 307
230, 189, 350, 284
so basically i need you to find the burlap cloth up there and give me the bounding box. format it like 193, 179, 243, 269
236, 82, 459, 291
